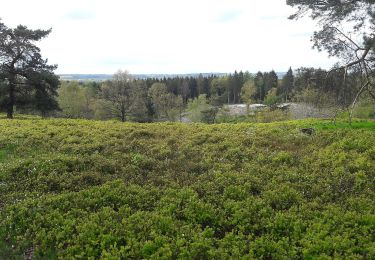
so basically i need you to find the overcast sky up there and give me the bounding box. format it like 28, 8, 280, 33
0, 0, 337, 74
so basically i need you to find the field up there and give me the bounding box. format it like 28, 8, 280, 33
0, 118, 374, 258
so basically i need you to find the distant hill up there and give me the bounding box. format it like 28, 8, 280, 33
59, 72, 286, 81
276, 72, 286, 78
59, 74, 113, 81
59, 73, 228, 81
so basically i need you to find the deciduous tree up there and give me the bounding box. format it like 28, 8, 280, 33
100, 70, 132, 122
148, 82, 182, 121
241, 80, 257, 111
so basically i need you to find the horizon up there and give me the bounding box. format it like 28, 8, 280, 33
58, 71, 288, 81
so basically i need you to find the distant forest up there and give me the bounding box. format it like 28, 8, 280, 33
53, 67, 374, 123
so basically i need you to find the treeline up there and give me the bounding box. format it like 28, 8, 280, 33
56, 67, 372, 122
56, 70, 265, 122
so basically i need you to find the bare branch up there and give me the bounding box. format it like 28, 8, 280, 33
350, 80, 369, 115
329, 26, 364, 51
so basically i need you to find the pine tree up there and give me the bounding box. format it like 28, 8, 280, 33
264, 70, 278, 96
254, 72, 265, 102
0, 21, 59, 118
279, 67, 294, 102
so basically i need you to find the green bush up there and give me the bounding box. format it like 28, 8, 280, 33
0, 118, 374, 258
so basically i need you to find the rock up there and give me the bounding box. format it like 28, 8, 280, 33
301, 128, 315, 135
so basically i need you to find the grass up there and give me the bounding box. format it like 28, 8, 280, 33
0, 144, 17, 163
312, 119, 375, 130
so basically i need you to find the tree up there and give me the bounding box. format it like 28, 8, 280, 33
254, 72, 265, 101
148, 83, 168, 119
197, 74, 205, 96
264, 88, 279, 107
179, 79, 190, 104
129, 81, 150, 122
287, 0, 375, 59
210, 77, 228, 106
187, 94, 211, 122
278, 67, 294, 102
0, 20, 59, 118
292, 66, 360, 121
294, 67, 322, 87
287, 0, 375, 119
148, 82, 182, 121
263, 70, 278, 97
240, 80, 257, 111
81, 84, 97, 119
201, 107, 219, 124
100, 70, 132, 122
58, 82, 86, 118
228, 71, 244, 104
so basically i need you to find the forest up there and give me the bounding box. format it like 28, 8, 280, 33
0, 0, 374, 258
53, 67, 374, 123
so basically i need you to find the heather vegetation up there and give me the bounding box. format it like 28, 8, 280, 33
0, 118, 374, 258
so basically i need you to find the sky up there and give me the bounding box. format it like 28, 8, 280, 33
0, 0, 337, 74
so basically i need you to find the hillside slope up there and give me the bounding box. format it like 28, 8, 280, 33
0, 119, 374, 258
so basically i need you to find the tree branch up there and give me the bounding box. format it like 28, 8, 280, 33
329, 26, 363, 51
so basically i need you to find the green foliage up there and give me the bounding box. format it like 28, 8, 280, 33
187, 94, 212, 122
253, 71, 279, 102
312, 120, 375, 131
210, 77, 228, 106
0, 118, 374, 258
201, 107, 219, 124
352, 99, 375, 119
58, 81, 92, 118
255, 109, 291, 123
0, 21, 59, 118
75, 72, 153, 122
287, 2, 375, 119
293, 86, 336, 109
148, 83, 183, 121
240, 80, 257, 108
99, 70, 132, 122
278, 67, 294, 102
287, 0, 375, 62
264, 87, 279, 106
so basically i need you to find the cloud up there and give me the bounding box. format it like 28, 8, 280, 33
214, 10, 242, 23
0, 0, 336, 74
259, 15, 285, 20
64, 10, 95, 20
289, 32, 312, 38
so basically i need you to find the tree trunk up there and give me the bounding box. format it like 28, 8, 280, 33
7, 82, 15, 119
285, 89, 288, 103
6, 107, 13, 119
119, 102, 126, 122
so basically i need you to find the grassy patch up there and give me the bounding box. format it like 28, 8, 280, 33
0, 144, 17, 162
313, 120, 375, 130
